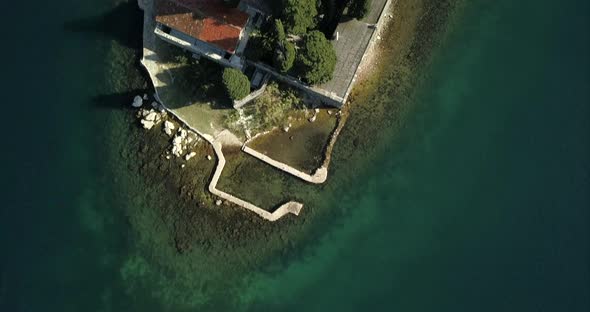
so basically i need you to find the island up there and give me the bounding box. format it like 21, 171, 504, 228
135, 0, 393, 221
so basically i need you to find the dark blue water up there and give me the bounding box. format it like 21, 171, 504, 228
1, 0, 589, 311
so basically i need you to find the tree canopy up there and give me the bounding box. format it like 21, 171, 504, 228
348, 0, 371, 19
273, 19, 286, 43
274, 40, 296, 73
222, 68, 250, 100
271, 19, 296, 73
296, 31, 337, 84
281, 0, 318, 35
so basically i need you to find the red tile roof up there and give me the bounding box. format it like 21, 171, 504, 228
155, 0, 249, 53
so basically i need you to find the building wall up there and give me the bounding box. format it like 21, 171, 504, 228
154, 23, 243, 69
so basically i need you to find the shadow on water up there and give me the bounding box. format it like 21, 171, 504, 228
63, 0, 144, 50
92, 89, 152, 110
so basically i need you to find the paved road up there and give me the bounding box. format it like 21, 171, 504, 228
318, 0, 390, 100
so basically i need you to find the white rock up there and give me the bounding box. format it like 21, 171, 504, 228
140, 108, 150, 117
314, 108, 320, 113
308, 115, 317, 123
163, 121, 175, 136
283, 126, 290, 132
206, 155, 212, 161
181, 164, 186, 168
140, 119, 155, 130
215, 200, 222, 206
185, 152, 197, 161
172, 145, 183, 157
145, 112, 158, 122
132, 96, 143, 108
143, 94, 148, 100
166, 155, 171, 160
180, 129, 188, 139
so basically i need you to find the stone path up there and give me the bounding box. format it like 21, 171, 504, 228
209, 141, 303, 221
319, 0, 393, 103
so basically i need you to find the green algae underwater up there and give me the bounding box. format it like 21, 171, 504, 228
1, 0, 589, 311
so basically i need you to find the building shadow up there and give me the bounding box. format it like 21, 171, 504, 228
153, 62, 233, 110
63, 0, 144, 50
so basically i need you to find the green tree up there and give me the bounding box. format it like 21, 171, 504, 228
273, 19, 286, 43
296, 31, 337, 84
274, 41, 296, 73
348, 0, 371, 19
281, 0, 318, 34
222, 68, 250, 100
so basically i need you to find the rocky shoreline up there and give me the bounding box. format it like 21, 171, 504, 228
133, 94, 213, 167
111, 0, 466, 308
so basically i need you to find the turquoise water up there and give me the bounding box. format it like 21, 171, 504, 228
1, 0, 589, 311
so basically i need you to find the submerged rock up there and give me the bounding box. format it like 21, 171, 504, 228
185, 152, 197, 161
132, 95, 143, 108
141, 119, 155, 130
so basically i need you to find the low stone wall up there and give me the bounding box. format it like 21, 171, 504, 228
249, 61, 345, 108
209, 141, 303, 221
242, 146, 328, 184
233, 81, 268, 108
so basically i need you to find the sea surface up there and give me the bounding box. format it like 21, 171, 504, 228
1, 0, 589, 311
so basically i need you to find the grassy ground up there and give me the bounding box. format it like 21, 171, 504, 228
152, 42, 238, 138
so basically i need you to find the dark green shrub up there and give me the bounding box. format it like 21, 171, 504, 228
222, 68, 250, 100
274, 41, 296, 73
